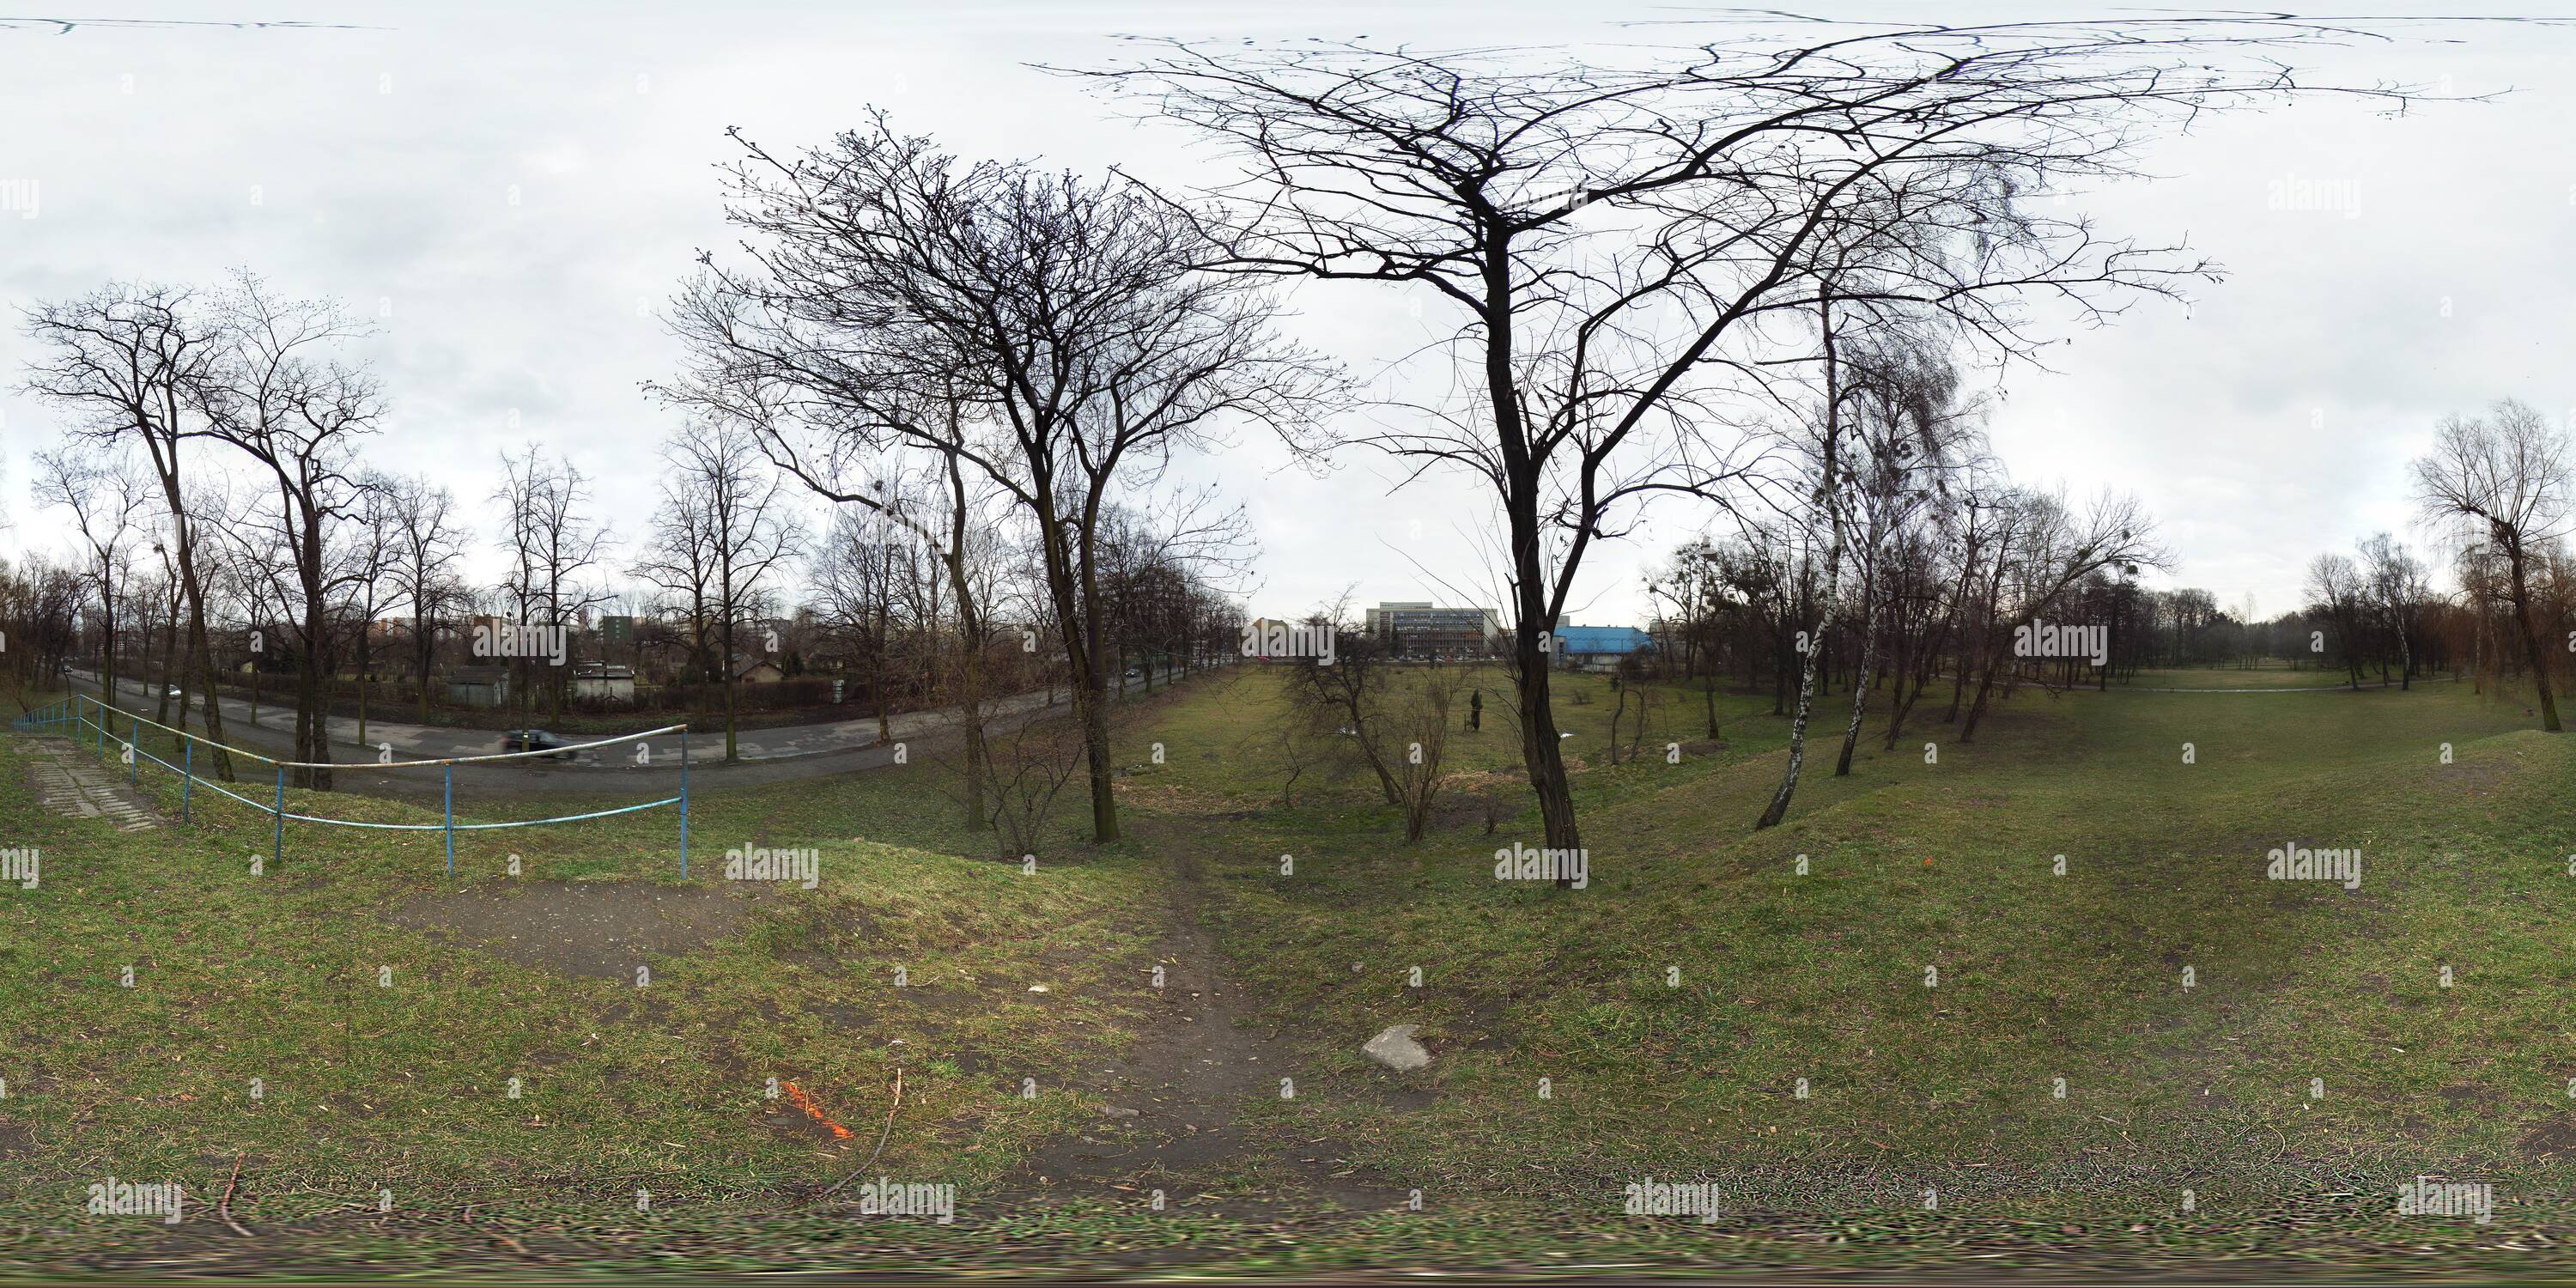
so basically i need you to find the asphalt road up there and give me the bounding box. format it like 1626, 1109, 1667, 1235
61, 666, 1182, 802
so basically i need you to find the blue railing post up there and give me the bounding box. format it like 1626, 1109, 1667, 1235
679, 727, 690, 878
272, 766, 286, 870
444, 762, 454, 876
181, 737, 193, 823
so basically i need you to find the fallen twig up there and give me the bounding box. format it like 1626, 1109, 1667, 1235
808, 1066, 904, 1206
216, 1151, 253, 1237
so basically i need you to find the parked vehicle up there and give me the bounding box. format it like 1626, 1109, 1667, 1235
502, 729, 580, 761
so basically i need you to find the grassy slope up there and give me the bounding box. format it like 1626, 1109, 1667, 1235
0, 709, 1163, 1242
1118, 665, 2576, 1220
3, 665, 2572, 1274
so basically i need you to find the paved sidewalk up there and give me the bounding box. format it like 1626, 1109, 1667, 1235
23, 735, 161, 832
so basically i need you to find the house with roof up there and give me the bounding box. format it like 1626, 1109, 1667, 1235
730, 653, 786, 684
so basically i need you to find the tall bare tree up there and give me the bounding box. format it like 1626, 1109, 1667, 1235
197, 270, 383, 788
492, 446, 615, 727
2413, 399, 2569, 731
661, 115, 1332, 840
33, 446, 155, 711
343, 477, 402, 746
2357, 532, 2429, 690
385, 473, 465, 720
815, 491, 916, 746
2306, 552, 2372, 690
653, 418, 803, 761
1079, 16, 2445, 855
20, 283, 239, 778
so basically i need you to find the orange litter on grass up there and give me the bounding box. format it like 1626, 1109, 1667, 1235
782, 1080, 855, 1140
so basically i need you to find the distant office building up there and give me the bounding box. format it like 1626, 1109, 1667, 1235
1364, 602, 1501, 659
598, 615, 635, 649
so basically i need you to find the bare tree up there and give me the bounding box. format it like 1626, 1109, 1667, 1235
343, 477, 402, 746
0, 556, 82, 715
196, 270, 384, 788
2357, 532, 2429, 690
1957, 489, 2163, 742
2306, 552, 2371, 690
385, 473, 466, 720
145, 527, 185, 725
1829, 339, 1975, 777
1289, 606, 1464, 842
661, 114, 1334, 840
491, 446, 614, 727
1077, 17, 2429, 853
987, 710, 1087, 865
814, 495, 914, 745
33, 446, 155, 711
20, 283, 240, 778
633, 459, 721, 695
2413, 399, 2569, 731
654, 418, 803, 761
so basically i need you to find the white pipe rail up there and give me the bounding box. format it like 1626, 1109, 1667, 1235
66, 685, 686, 768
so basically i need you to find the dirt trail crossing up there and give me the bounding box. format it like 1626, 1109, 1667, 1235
998, 832, 1408, 1218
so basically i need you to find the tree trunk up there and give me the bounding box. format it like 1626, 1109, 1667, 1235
295, 519, 333, 789
721, 612, 740, 762
944, 455, 987, 831
1959, 647, 2006, 741
357, 637, 370, 747
182, 550, 234, 781
2507, 550, 2564, 732
1833, 563, 1879, 777
1759, 296, 1845, 829
153, 593, 179, 726
417, 616, 435, 720
100, 598, 117, 714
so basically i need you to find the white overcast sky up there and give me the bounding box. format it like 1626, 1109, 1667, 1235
2, 3, 2571, 627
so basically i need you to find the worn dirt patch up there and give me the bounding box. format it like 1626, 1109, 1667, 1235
993, 820, 1407, 1218
389, 881, 765, 980
2518, 1111, 2576, 1162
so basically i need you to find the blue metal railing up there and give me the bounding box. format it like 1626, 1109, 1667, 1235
14, 692, 692, 875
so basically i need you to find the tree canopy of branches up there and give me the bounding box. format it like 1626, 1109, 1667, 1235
641, 418, 803, 762
197, 270, 384, 787
1073, 15, 2447, 854
2413, 398, 2569, 731
660, 112, 1335, 841
20, 282, 241, 778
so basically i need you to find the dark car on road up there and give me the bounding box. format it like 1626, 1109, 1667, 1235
502, 729, 580, 761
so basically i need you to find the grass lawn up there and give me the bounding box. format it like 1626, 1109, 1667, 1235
2, 665, 2570, 1276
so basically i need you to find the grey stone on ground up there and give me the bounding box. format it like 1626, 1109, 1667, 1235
1363, 1024, 1431, 1072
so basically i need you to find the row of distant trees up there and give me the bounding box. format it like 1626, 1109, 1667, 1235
1646, 393, 2573, 794
1651, 526, 2524, 703
5, 270, 1251, 790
